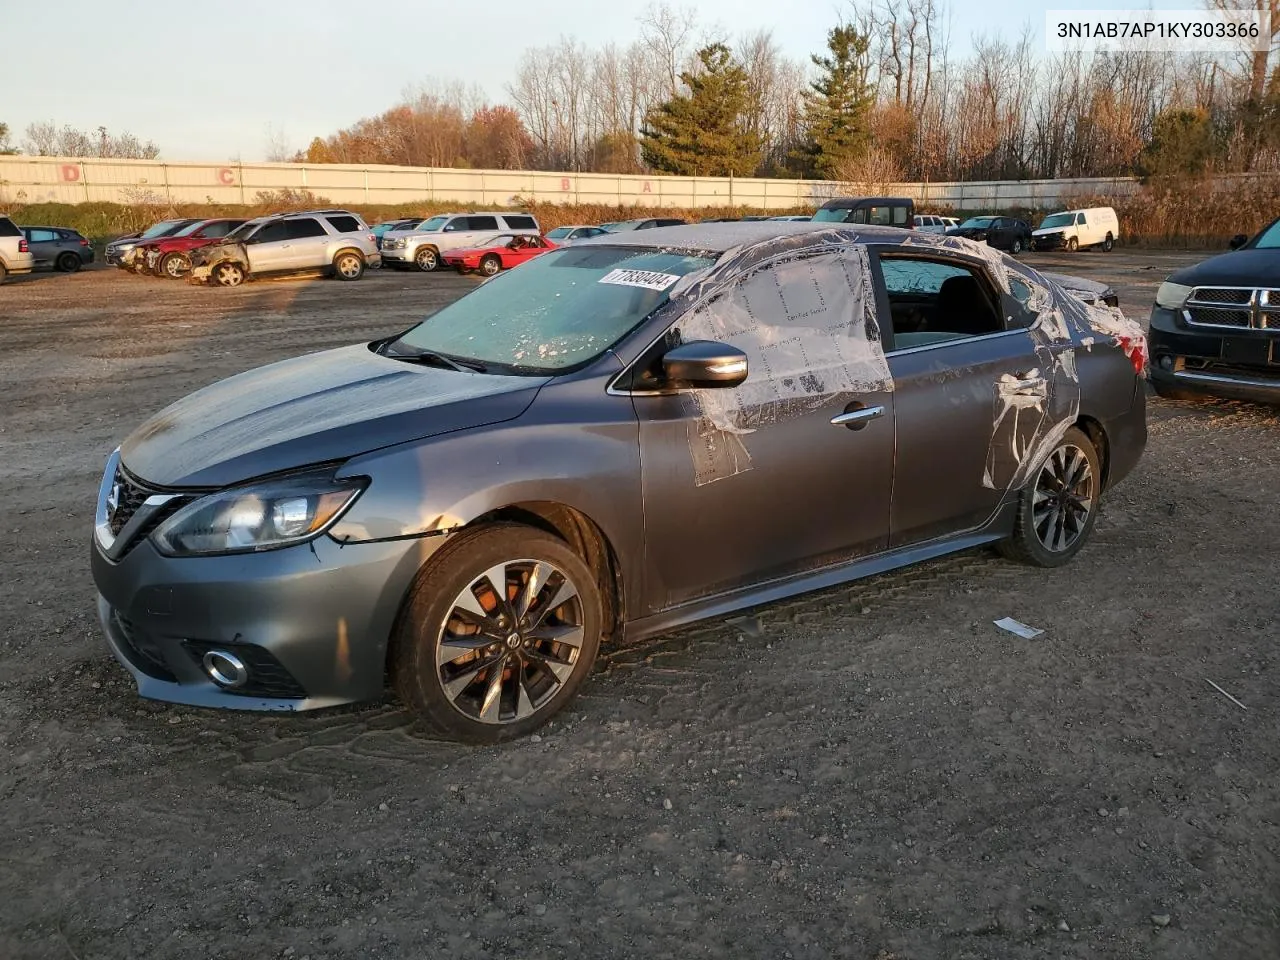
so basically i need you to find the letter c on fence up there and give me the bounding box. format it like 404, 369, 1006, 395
560, 177, 570, 191
60, 164, 80, 183
217, 167, 235, 185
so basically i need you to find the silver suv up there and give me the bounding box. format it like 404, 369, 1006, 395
188, 209, 379, 286
381, 211, 540, 272
0, 214, 35, 284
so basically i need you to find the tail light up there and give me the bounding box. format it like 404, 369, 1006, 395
18, 239, 28, 253
80, 238, 91, 247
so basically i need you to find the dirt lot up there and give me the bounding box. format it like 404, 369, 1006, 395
2, 250, 1278, 960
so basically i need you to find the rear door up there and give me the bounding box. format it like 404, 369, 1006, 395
631, 245, 895, 611
25, 229, 60, 267
283, 217, 331, 268
872, 248, 1071, 546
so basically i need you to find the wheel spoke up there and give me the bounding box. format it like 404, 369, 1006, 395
515, 673, 537, 719
478, 663, 506, 722
442, 656, 494, 700
528, 622, 585, 649
477, 563, 514, 619
530, 580, 579, 629
515, 561, 553, 620
525, 647, 575, 684
437, 634, 494, 666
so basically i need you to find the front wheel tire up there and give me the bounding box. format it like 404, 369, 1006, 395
212, 262, 245, 287
391, 523, 603, 744
1065, 237, 1079, 252
414, 247, 439, 272
998, 426, 1101, 568
160, 252, 190, 278
1010, 238, 1024, 254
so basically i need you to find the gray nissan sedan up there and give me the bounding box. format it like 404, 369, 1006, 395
91, 222, 1148, 743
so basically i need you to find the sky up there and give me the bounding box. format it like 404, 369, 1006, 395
0, 0, 1205, 161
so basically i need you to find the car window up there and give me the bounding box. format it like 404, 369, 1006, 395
326, 215, 361, 233
503, 215, 537, 230
1252, 218, 1280, 248
545, 227, 572, 240
286, 218, 327, 240
202, 221, 238, 238
27, 228, 58, 242
465, 216, 500, 231
251, 221, 291, 244
390, 246, 714, 373
1077, 213, 1087, 225
0, 217, 20, 237
892, 206, 909, 226
879, 255, 1004, 349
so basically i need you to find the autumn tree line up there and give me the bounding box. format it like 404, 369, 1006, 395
9, 0, 1279, 184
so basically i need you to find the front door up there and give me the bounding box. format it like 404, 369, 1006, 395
872, 249, 1074, 547
632, 246, 896, 613
244, 220, 292, 274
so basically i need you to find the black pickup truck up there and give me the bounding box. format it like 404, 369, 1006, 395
1148, 217, 1280, 402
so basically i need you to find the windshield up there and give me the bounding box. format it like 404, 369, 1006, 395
602, 221, 642, 232
140, 220, 183, 239
811, 208, 850, 222
546, 227, 573, 239
388, 246, 715, 373
227, 220, 263, 240
960, 217, 995, 228
1251, 218, 1280, 249
413, 215, 449, 233
1039, 214, 1074, 229
173, 221, 208, 238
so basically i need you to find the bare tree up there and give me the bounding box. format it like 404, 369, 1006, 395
639, 2, 699, 99
23, 122, 159, 159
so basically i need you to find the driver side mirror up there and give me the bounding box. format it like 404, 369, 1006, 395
661, 340, 748, 388
1229, 234, 1248, 250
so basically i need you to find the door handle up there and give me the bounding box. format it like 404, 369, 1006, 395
830, 405, 885, 429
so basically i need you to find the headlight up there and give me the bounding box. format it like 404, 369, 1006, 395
151, 469, 366, 557
1155, 281, 1193, 310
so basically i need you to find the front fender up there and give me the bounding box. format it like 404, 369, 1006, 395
326, 383, 645, 608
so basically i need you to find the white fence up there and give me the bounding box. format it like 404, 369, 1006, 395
0, 155, 1142, 211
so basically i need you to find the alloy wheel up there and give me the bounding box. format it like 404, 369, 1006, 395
337, 254, 362, 278
1032, 442, 1095, 553
215, 263, 244, 286
481, 257, 501, 276
436, 559, 585, 725
165, 254, 189, 278
416, 248, 438, 271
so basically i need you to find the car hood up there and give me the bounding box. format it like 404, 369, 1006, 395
946, 227, 988, 236
120, 343, 549, 487
1032, 227, 1066, 236
1042, 271, 1110, 297
1168, 248, 1279, 287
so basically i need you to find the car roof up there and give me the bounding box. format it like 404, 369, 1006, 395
576, 220, 913, 254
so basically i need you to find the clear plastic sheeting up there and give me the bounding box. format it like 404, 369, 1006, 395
673, 244, 891, 486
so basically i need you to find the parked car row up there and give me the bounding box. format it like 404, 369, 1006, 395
0, 213, 95, 283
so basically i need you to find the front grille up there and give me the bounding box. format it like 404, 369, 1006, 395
113, 611, 178, 682
1186, 287, 1279, 331
181, 641, 309, 699
104, 464, 188, 555
1193, 287, 1251, 305
1187, 306, 1251, 328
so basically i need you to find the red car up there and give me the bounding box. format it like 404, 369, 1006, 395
138, 218, 249, 278
444, 234, 557, 276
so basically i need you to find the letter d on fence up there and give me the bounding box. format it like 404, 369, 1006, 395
60, 164, 80, 182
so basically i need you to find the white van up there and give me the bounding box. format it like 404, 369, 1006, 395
381, 211, 541, 272
1031, 207, 1120, 252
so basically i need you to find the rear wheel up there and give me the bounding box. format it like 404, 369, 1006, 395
0, 262, 7, 285
1065, 237, 1079, 252
160, 252, 190, 278
479, 254, 502, 277
1009, 238, 1024, 254
1102, 233, 1114, 252
211, 262, 245, 287
57, 252, 82, 272
333, 250, 365, 281
414, 247, 439, 272
998, 426, 1100, 568
391, 523, 603, 744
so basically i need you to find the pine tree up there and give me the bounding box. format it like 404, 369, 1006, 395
640, 44, 763, 177
803, 26, 875, 180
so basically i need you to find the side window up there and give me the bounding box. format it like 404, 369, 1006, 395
502, 215, 537, 230
201, 221, 234, 238
878, 256, 1004, 350
1076, 213, 1087, 225
28, 229, 58, 242
850, 208, 868, 224
465, 216, 499, 231
668, 248, 889, 482
442, 218, 461, 232
866, 205, 892, 226
251, 221, 291, 244
892, 206, 909, 227
0, 217, 20, 237
325, 215, 361, 233
286, 218, 327, 239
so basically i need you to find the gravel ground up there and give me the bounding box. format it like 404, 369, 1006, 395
2, 250, 1278, 960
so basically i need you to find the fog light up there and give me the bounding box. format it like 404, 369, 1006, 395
202, 650, 249, 688
1158, 355, 1174, 370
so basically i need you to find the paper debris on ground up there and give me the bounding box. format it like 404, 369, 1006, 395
994, 617, 1045, 639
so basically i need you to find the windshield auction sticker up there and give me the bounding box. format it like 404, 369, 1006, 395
1046, 9, 1271, 52
599, 269, 681, 290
